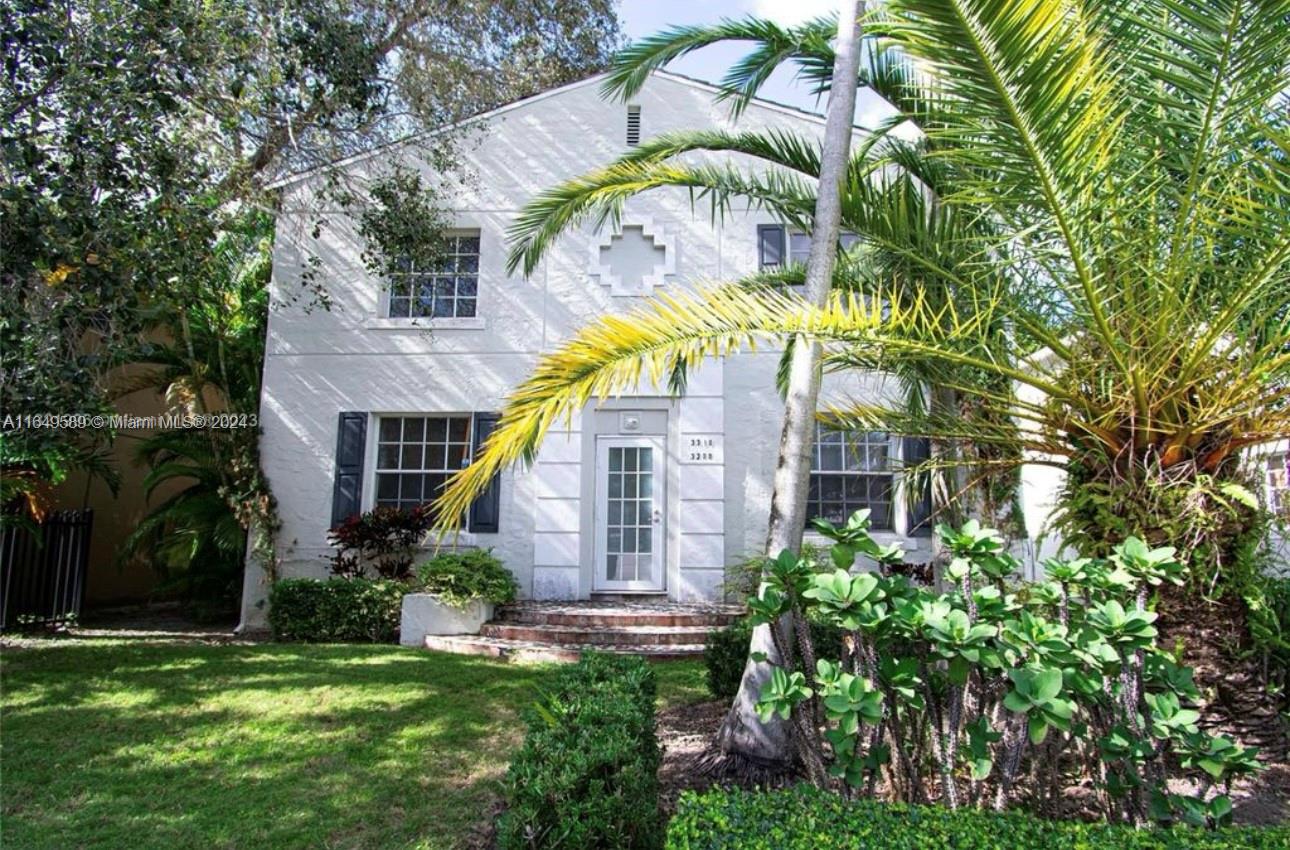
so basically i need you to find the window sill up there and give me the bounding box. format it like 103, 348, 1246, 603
364, 317, 487, 331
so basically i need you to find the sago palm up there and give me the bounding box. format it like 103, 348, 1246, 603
438, 1, 1290, 591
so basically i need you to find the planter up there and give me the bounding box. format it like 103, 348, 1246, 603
400, 593, 494, 647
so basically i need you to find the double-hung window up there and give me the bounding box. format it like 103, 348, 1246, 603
373, 415, 473, 511
808, 424, 895, 530
387, 233, 480, 319
758, 224, 859, 272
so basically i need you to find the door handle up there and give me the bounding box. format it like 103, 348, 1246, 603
652, 509, 662, 524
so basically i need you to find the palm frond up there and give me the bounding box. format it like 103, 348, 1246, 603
506, 160, 816, 276
434, 283, 1024, 528
603, 17, 835, 107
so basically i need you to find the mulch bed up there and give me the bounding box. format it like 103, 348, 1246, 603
653, 700, 1290, 826
656, 699, 731, 814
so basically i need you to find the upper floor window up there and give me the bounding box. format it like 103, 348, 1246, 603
758, 224, 859, 272
808, 424, 894, 530
387, 233, 480, 319
374, 415, 473, 511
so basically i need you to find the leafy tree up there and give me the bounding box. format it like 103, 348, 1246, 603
1, 0, 622, 507
437, 0, 1290, 765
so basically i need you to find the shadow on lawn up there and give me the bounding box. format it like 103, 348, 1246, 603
0, 642, 556, 850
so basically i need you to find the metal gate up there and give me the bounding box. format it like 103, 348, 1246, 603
1, 510, 93, 631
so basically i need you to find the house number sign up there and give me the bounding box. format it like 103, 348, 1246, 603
685, 436, 723, 464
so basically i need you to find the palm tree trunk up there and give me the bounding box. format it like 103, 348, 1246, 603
715, 0, 864, 771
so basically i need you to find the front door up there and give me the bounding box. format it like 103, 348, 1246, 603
594, 436, 666, 592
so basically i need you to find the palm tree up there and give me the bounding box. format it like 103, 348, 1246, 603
120, 212, 273, 613
439, 0, 1290, 759
708, 1, 864, 780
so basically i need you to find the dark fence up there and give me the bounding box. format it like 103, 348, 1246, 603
1, 510, 93, 631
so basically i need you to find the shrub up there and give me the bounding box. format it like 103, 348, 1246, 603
328, 505, 435, 580
704, 618, 752, 699
268, 577, 405, 642
665, 786, 1290, 850
498, 653, 661, 850
746, 513, 1263, 827
417, 548, 517, 607
705, 615, 843, 699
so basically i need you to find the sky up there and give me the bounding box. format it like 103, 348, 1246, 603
616, 0, 896, 128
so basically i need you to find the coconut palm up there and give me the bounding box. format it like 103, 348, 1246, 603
707, 1, 863, 781
438, 0, 1290, 760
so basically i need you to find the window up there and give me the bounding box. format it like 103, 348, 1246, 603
373, 415, 472, 511
808, 425, 894, 530
387, 233, 480, 319
758, 224, 859, 272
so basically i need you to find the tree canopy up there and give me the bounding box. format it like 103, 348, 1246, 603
0, 0, 622, 495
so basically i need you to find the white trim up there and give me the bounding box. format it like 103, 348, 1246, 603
587, 216, 676, 297
364, 317, 487, 331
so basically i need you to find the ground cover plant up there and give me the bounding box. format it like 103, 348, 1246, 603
0, 639, 705, 850
749, 511, 1263, 828
666, 786, 1290, 850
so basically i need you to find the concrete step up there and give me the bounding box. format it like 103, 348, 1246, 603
480, 622, 714, 646
493, 601, 743, 629
423, 633, 706, 663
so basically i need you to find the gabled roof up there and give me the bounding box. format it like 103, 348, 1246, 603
266, 69, 832, 190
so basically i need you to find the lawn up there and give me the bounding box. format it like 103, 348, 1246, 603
0, 640, 707, 849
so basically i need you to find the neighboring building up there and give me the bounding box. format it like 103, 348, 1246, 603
238, 71, 949, 629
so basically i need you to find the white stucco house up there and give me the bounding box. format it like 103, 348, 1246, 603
239, 70, 1044, 631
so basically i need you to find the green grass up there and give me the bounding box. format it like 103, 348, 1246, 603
0, 640, 707, 850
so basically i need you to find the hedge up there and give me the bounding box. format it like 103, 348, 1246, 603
498, 653, 662, 849
665, 786, 1290, 850
417, 548, 518, 606
268, 578, 405, 642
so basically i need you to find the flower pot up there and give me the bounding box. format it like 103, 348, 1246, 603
399, 593, 493, 646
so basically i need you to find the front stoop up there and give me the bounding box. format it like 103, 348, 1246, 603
421, 601, 743, 663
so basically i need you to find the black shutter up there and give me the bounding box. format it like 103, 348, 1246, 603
468, 412, 502, 533
758, 224, 785, 270
330, 412, 367, 528
904, 436, 933, 537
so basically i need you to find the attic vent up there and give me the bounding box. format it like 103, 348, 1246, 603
626, 105, 641, 146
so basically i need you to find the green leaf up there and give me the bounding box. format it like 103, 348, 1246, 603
1028, 714, 1050, 745
1004, 690, 1032, 713
948, 655, 971, 686
1219, 482, 1258, 510
1209, 794, 1233, 824
1033, 668, 1063, 702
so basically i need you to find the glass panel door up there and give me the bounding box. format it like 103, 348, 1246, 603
596, 437, 665, 591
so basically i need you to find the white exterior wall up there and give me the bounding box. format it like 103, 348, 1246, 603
239, 73, 937, 628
